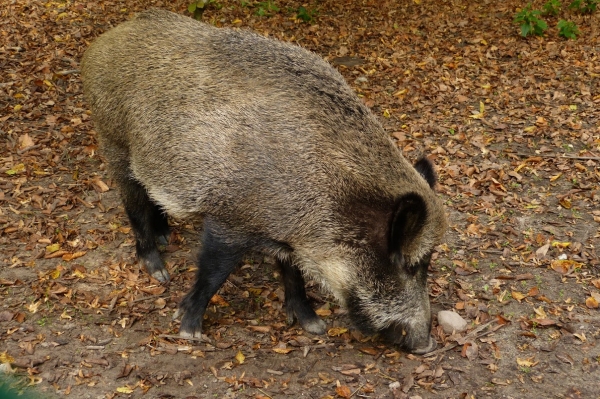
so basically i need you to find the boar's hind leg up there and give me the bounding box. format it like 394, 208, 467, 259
178, 220, 250, 339
279, 259, 327, 335
119, 177, 170, 283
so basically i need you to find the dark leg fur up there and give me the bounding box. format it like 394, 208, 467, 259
179, 220, 250, 338
120, 179, 170, 282
149, 202, 170, 246
278, 258, 327, 335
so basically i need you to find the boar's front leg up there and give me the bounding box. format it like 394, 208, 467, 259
117, 172, 170, 283
279, 258, 327, 335
178, 219, 250, 339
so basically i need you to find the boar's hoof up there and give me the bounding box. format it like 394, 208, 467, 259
141, 252, 170, 283
179, 329, 204, 340
172, 308, 183, 321
178, 313, 203, 339
156, 234, 169, 246
151, 268, 170, 283
300, 318, 327, 335
410, 336, 437, 355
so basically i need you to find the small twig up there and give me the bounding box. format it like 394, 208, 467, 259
158, 334, 208, 342
257, 388, 273, 399
377, 371, 398, 382
517, 153, 600, 161
350, 383, 366, 398
297, 358, 319, 379
423, 319, 500, 358
131, 294, 163, 304
55, 69, 79, 76
17, 144, 41, 154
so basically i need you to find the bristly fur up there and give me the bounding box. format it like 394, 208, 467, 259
81, 9, 448, 353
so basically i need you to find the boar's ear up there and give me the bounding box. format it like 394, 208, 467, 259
389, 193, 427, 263
414, 157, 436, 189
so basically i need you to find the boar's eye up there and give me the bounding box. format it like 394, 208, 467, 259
388, 193, 427, 265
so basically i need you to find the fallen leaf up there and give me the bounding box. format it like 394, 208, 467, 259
516, 357, 538, 367
585, 296, 599, 309
209, 294, 229, 307
336, 382, 352, 398
511, 291, 526, 302
116, 386, 134, 394
19, 133, 35, 149
327, 327, 348, 337
235, 350, 245, 364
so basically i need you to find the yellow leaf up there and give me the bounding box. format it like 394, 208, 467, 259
327, 327, 348, 337
383, 109, 391, 118
559, 198, 571, 209
550, 259, 583, 274
5, 163, 25, 175
549, 173, 562, 182
235, 350, 245, 364
551, 241, 570, 248
43, 80, 53, 87
0, 352, 15, 363
394, 88, 408, 97
514, 163, 527, 173
13, 104, 22, 112
72, 269, 86, 279
272, 347, 293, 354
481, 83, 491, 89
479, 101, 485, 113
523, 126, 536, 133
62, 251, 87, 261
569, 104, 577, 111
533, 306, 547, 318
413, 0, 421, 4
116, 386, 134, 394
46, 243, 60, 253
315, 306, 331, 316
511, 291, 526, 302
232, 18, 242, 24
56, 12, 68, 20
516, 357, 538, 367
28, 301, 41, 314
49, 268, 61, 279
586, 296, 599, 309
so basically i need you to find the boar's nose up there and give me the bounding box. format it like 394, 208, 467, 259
410, 336, 437, 355
380, 323, 437, 354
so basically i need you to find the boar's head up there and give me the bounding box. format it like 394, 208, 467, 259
339, 158, 445, 354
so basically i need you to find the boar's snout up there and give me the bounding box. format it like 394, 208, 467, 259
380, 320, 437, 355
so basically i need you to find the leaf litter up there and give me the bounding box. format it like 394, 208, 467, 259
1, 0, 599, 398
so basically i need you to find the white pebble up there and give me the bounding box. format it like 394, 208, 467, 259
437, 310, 468, 334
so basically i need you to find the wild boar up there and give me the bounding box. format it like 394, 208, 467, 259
81, 9, 447, 354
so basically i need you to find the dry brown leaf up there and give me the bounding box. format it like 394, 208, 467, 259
335, 383, 352, 398
19, 133, 35, 149
209, 294, 229, 307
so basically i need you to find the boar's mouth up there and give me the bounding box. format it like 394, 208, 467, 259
345, 293, 436, 354
379, 322, 437, 355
